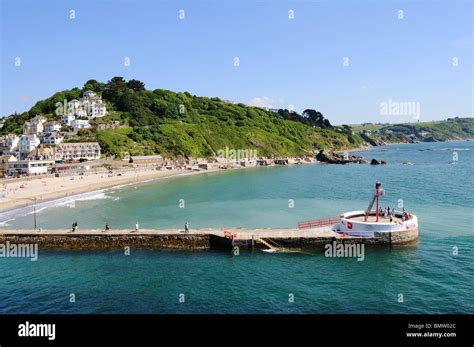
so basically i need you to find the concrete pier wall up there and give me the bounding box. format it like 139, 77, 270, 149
0, 227, 418, 250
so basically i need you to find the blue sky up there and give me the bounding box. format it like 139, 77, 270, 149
1, 0, 472, 124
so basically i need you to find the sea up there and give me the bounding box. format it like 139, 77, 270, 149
0, 140, 472, 314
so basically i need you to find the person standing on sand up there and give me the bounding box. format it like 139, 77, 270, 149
135, 222, 139, 232
104, 223, 109, 232
74, 221, 78, 232
184, 222, 189, 233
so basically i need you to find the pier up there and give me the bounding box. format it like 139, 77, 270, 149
0, 225, 418, 250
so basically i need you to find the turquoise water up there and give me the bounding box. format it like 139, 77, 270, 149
0, 141, 473, 313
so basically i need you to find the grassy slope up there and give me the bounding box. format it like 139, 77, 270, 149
0, 85, 360, 158
351, 118, 474, 143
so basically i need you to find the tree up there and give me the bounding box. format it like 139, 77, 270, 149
126, 79, 145, 92
103, 77, 127, 103
302, 109, 332, 128
83, 79, 105, 93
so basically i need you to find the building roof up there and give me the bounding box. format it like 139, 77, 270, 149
0, 155, 17, 162
27, 147, 57, 159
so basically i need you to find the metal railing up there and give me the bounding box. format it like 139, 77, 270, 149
297, 216, 341, 229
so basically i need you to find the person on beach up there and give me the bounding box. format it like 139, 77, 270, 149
184, 222, 189, 233
104, 223, 109, 232
71, 222, 75, 233
74, 221, 78, 232
135, 222, 139, 232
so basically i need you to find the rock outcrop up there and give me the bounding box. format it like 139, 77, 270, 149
370, 158, 387, 165
360, 132, 385, 146
316, 150, 368, 164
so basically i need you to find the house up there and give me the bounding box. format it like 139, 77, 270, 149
23, 116, 47, 135
71, 119, 91, 130
18, 135, 40, 158
83, 91, 97, 98
67, 100, 88, 117
72, 90, 107, 118
43, 121, 61, 133
27, 147, 63, 162
6, 159, 54, 176
61, 115, 75, 126
40, 131, 64, 145
90, 103, 107, 117
0, 155, 17, 177
0, 134, 19, 155
130, 155, 164, 166
58, 142, 101, 161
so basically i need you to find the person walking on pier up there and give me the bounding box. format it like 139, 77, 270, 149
184, 222, 189, 233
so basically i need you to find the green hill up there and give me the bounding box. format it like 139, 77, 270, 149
352, 118, 474, 145
0, 77, 362, 158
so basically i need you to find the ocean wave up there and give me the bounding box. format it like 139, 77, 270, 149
0, 190, 111, 224
25, 206, 48, 215
0, 218, 16, 226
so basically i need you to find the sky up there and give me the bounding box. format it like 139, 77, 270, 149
0, 0, 472, 125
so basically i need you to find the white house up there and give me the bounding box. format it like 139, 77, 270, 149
43, 121, 61, 133
79, 91, 107, 118
58, 142, 101, 161
61, 115, 75, 126
67, 100, 87, 117
83, 91, 97, 98
41, 131, 64, 145
0, 134, 19, 155
90, 103, 107, 118
6, 159, 54, 176
71, 119, 91, 130
18, 135, 40, 158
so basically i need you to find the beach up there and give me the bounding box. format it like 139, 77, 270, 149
0, 166, 222, 212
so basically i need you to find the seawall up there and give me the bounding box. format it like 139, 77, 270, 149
0, 227, 418, 250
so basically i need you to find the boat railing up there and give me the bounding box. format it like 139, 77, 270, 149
297, 216, 341, 229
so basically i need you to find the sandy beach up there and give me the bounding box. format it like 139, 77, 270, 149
0, 167, 221, 212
